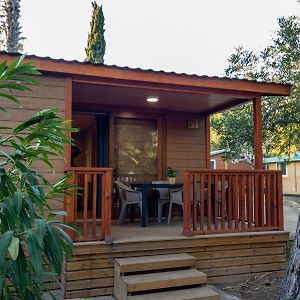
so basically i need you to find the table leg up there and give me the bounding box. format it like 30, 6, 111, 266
141, 185, 147, 227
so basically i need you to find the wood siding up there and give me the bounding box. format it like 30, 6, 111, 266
0, 75, 66, 210
166, 113, 206, 181
64, 232, 288, 299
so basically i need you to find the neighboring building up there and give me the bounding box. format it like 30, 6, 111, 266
210, 149, 253, 170
264, 151, 300, 196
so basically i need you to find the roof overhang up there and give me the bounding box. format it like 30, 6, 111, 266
0, 52, 292, 114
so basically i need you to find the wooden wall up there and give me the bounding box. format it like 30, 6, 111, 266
0, 75, 66, 210
64, 232, 288, 299
166, 113, 206, 181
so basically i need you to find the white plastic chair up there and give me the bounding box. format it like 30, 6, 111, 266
152, 181, 170, 223
115, 180, 142, 225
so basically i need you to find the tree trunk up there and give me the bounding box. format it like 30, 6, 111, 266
279, 212, 300, 299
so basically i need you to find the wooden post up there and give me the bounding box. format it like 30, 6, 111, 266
253, 96, 263, 169
64, 78, 75, 240
253, 97, 263, 226
205, 114, 211, 169
182, 171, 192, 236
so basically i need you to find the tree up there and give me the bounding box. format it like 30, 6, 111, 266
211, 16, 300, 163
0, 56, 77, 298
85, 1, 106, 64
0, 0, 25, 52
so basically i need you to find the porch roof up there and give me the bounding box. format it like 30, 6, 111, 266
0, 52, 291, 114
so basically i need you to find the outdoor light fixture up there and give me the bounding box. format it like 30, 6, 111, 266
147, 96, 159, 103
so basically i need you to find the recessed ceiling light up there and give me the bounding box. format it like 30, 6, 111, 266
147, 96, 159, 103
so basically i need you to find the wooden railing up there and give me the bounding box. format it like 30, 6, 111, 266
182, 170, 284, 235
65, 167, 113, 242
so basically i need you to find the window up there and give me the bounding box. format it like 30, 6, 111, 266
210, 160, 216, 170
277, 162, 287, 176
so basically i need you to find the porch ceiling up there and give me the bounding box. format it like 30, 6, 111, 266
73, 82, 252, 114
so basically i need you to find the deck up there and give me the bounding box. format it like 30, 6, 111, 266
63, 228, 288, 299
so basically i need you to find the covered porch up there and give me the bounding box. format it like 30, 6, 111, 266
62, 65, 289, 243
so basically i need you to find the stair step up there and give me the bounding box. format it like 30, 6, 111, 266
128, 286, 219, 300
122, 269, 207, 293
115, 253, 195, 273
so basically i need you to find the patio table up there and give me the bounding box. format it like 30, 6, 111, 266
131, 183, 183, 227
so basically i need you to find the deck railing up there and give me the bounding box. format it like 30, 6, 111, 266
65, 167, 113, 242
182, 169, 284, 235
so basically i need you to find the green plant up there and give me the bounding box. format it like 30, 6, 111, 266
166, 167, 177, 178
0, 55, 77, 299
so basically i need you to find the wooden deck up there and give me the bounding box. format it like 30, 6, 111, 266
63, 228, 289, 299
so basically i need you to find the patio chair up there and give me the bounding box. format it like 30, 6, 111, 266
115, 180, 142, 225
152, 181, 170, 223
167, 183, 205, 225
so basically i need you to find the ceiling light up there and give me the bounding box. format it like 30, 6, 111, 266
147, 96, 159, 103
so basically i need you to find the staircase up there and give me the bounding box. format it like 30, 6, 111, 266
114, 253, 219, 300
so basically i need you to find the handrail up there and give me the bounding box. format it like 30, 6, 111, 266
65, 167, 113, 242
182, 169, 284, 236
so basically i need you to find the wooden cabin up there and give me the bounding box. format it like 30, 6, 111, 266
210, 149, 253, 170
0, 52, 291, 299
265, 152, 300, 197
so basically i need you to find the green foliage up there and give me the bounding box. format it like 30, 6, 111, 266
212, 16, 300, 162
166, 167, 177, 178
85, 1, 106, 64
0, 55, 78, 299
0, 0, 25, 53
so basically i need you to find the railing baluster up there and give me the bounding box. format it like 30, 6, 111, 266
214, 174, 219, 229
235, 174, 239, 229
200, 174, 205, 230
247, 175, 253, 228
83, 173, 88, 239
254, 174, 259, 227
221, 174, 226, 230
273, 174, 278, 227
92, 173, 97, 238
241, 175, 246, 229
266, 174, 271, 227
260, 173, 265, 227
207, 173, 212, 230
193, 174, 197, 231
228, 174, 232, 229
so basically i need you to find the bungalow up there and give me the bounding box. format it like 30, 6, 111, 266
210, 149, 252, 170
0, 52, 291, 299
265, 151, 300, 197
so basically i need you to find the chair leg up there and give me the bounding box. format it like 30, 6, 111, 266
168, 202, 173, 225
158, 200, 163, 223
118, 202, 127, 225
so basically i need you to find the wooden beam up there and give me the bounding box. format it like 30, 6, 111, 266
253, 97, 263, 169
205, 115, 211, 169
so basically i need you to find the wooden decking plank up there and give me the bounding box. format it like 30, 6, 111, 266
128, 286, 219, 300
122, 269, 207, 293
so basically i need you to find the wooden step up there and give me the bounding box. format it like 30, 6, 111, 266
122, 269, 207, 293
115, 253, 195, 273
128, 286, 219, 300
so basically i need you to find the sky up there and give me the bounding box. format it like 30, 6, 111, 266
20, 0, 299, 76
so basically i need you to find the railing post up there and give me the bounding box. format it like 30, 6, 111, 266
104, 169, 113, 244
277, 172, 284, 230
182, 171, 192, 236
64, 171, 75, 241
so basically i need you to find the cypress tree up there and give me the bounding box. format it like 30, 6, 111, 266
85, 1, 106, 64
0, 0, 25, 53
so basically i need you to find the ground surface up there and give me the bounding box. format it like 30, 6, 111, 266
215, 272, 283, 299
